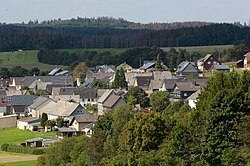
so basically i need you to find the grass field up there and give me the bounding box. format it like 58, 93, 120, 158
162, 45, 233, 56
58, 48, 128, 55
1, 160, 37, 166
0, 151, 38, 164
0, 128, 56, 147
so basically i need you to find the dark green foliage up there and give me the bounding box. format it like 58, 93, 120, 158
91, 79, 107, 89
35, 89, 51, 96
0, 23, 249, 52
41, 113, 48, 128
196, 71, 250, 165
0, 66, 41, 79
1, 144, 45, 155
112, 68, 127, 89
125, 86, 149, 108
149, 91, 170, 112
155, 54, 164, 71
56, 117, 64, 127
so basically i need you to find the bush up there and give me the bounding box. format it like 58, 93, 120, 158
1, 144, 9, 151
1, 144, 45, 155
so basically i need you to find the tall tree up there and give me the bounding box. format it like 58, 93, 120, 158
73, 62, 88, 84
112, 68, 127, 89
124, 87, 149, 108
149, 91, 170, 112
155, 54, 163, 71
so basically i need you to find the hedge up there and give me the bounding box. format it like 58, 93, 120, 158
1, 144, 44, 155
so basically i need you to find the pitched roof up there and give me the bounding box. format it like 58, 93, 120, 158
149, 80, 163, 90
175, 82, 198, 92
140, 62, 155, 69
187, 89, 201, 100
10, 77, 24, 85
0, 89, 6, 96
73, 88, 97, 99
18, 116, 39, 122
163, 79, 180, 90
176, 61, 197, 73
103, 94, 123, 108
21, 76, 73, 87
46, 101, 85, 117
29, 96, 51, 109
74, 115, 98, 123
48, 68, 64, 76
98, 89, 114, 103
12, 95, 38, 106
136, 76, 153, 87
153, 71, 172, 80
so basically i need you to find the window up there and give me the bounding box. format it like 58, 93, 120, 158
184, 93, 187, 97
207, 61, 211, 65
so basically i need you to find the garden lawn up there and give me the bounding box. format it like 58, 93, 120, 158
0, 128, 56, 147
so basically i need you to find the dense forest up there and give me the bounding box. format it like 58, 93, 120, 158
1, 23, 250, 52
38, 71, 250, 166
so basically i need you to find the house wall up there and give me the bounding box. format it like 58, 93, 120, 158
188, 99, 197, 108
48, 114, 59, 121
97, 103, 104, 115
203, 56, 220, 72
244, 57, 249, 69
70, 105, 88, 116
0, 115, 17, 129
17, 121, 29, 130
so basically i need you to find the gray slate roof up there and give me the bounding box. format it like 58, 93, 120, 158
12, 95, 38, 106
22, 76, 73, 87
176, 61, 197, 73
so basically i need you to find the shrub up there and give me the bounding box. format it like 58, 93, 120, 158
2, 144, 45, 155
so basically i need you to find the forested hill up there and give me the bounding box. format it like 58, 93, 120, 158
10, 17, 212, 30
0, 23, 250, 52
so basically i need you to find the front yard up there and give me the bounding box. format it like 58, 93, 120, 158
0, 128, 56, 147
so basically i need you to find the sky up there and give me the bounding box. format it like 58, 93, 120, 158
0, 0, 249, 24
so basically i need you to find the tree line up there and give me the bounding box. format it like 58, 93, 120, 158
1, 23, 250, 52
38, 71, 250, 165
37, 47, 202, 70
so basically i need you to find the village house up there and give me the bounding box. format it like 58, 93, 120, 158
97, 89, 125, 115
17, 116, 40, 131
117, 62, 133, 73
176, 61, 200, 77
12, 95, 38, 117
172, 82, 199, 100
197, 54, 221, 73
243, 52, 250, 69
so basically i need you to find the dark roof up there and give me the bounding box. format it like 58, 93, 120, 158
212, 64, 230, 70
136, 76, 153, 87
59, 87, 76, 95
163, 79, 181, 90
22, 76, 73, 87
176, 61, 197, 73
74, 115, 98, 123
74, 88, 97, 99
175, 82, 198, 92
0, 89, 6, 97
12, 95, 38, 106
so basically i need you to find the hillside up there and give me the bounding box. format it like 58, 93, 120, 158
12, 17, 212, 30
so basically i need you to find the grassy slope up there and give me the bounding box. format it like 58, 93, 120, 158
162, 45, 233, 56
2, 160, 37, 166
0, 128, 56, 147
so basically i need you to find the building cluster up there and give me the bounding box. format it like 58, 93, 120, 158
0, 52, 249, 141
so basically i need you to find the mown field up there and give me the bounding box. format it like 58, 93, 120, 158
0, 128, 56, 147
0, 45, 232, 69
162, 45, 233, 56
